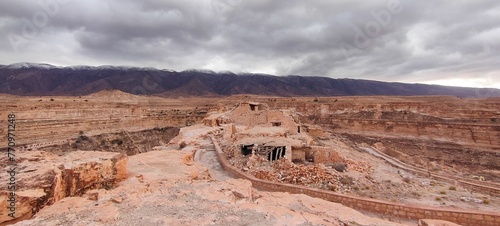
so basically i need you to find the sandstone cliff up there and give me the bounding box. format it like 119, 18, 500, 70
0, 151, 127, 225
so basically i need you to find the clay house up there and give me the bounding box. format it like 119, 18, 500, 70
235, 136, 304, 162
205, 102, 342, 166
225, 102, 301, 135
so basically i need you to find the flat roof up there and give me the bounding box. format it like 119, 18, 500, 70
236, 136, 303, 147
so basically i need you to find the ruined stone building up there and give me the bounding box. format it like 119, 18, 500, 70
204, 102, 342, 165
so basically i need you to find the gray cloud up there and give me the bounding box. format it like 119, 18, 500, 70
0, 0, 499, 88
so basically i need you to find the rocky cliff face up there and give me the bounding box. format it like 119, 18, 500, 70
262, 96, 500, 180
0, 91, 208, 147
0, 151, 127, 225
300, 102, 498, 149
267, 96, 499, 146
38, 127, 180, 156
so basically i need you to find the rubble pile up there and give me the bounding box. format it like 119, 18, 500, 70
345, 159, 374, 174
253, 170, 278, 181
311, 148, 373, 174
252, 159, 340, 188
229, 154, 273, 173
224, 145, 238, 158
313, 149, 346, 163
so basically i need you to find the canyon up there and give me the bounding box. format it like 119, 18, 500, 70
0, 91, 499, 225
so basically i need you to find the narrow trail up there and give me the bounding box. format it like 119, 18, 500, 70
195, 142, 232, 181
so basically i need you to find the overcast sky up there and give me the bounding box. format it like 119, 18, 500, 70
0, 0, 499, 88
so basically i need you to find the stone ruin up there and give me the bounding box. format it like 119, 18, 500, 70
205, 102, 351, 171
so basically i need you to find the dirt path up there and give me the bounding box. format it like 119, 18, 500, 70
196, 144, 232, 181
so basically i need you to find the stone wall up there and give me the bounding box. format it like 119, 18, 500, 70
310, 146, 345, 164
291, 148, 306, 162
226, 103, 299, 135
211, 137, 500, 226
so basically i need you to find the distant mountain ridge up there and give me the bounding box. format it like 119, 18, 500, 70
1, 63, 499, 98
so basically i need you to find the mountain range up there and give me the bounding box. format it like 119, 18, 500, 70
1, 62, 499, 98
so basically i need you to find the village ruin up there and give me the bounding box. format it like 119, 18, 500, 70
1, 94, 499, 225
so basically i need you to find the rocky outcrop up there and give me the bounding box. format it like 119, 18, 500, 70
12, 149, 403, 226
38, 127, 180, 156
0, 151, 127, 225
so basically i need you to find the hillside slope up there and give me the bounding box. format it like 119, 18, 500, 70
1, 63, 499, 97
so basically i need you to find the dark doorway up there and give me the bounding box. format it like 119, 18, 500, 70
306, 152, 314, 162
241, 144, 254, 156
268, 146, 286, 161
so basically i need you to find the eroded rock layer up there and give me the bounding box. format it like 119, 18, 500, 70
0, 151, 127, 225
262, 96, 500, 181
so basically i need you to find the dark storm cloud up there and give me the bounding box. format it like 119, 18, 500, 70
0, 0, 499, 88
